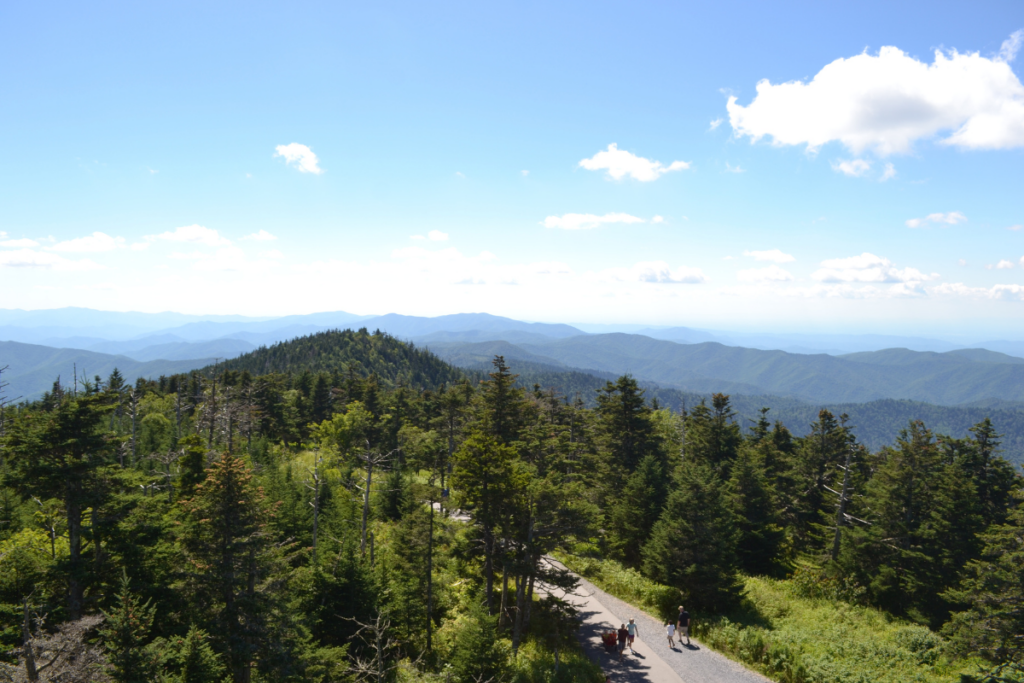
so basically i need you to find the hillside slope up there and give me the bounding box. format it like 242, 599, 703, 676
437, 334, 1024, 405
0, 341, 213, 401
213, 328, 465, 389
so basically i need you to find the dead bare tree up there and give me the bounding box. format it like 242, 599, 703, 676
0, 606, 109, 683
305, 448, 324, 563
343, 613, 421, 683
355, 444, 397, 556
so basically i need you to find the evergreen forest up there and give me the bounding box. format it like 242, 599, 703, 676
0, 328, 1021, 683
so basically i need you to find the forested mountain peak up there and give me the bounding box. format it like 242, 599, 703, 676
210, 327, 465, 389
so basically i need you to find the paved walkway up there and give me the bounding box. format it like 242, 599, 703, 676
545, 559, 771, 683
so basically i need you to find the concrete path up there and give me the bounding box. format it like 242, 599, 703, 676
545, 559, 771, 683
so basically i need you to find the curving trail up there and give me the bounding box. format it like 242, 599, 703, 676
545, 559, 771, 683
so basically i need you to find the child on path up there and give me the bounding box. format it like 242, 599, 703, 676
626, 618, 639, 653
617, 624, 628, 660
666, 621, 676, 647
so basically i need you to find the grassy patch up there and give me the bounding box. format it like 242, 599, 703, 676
558, 554, 984, 683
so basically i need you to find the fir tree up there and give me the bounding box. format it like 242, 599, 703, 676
642, 461, 741, 612
101, 572, 157, 683
606, 454, 667, 567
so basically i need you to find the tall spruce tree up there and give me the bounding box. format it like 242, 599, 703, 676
642, 461, 741, 612
606, 454, 667, 567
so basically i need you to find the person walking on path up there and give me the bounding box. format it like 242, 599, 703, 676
617, 624, 629, 660
677, 606, 691, 646
666, 621, 676, 647
626, 618, 640, 653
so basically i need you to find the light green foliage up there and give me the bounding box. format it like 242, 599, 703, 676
557, 554, 681, 620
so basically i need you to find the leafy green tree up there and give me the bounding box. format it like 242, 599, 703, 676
729, 447, 786, 576
168, 625, 227, 683
684, 394, 741, 476
595, 375, 662, 494
177, 453, 290, 683
479, 356, 526, 445
642, 461, 740, 612
4, 393, 113, 618
101, 572, 158, 683
944, 491, 1024, 682
606, 454, 667, 567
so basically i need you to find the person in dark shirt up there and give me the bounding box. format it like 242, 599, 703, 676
676, 605, 691, 645
617, 624, 629, 660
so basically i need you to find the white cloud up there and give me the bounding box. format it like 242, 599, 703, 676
147, 224, 231, 247
193, 246, 280, 273
725, 162, 746, 173
813, 252, 937, 283
651, 215, 665, 224
169, 251, 210, 260
455, 171, 465, 178
738, 265, 794, 283
578, 143, 691, 182
0, 238, 40, 248
602, 261, 708, 284
709, 118, 723, 131
242, 229, 277, 241
0, 231, 6, 238
412, 230, 450, 242
905, 211, 967, 228
744, 249, 795, 263
275, 143, 322, 174
831, 158, 871, 177
521, 170, 529, 176
958, 259, 967, 266
727, 34, 1024, 155
931, 281, 1024, 301
1008, 224, 1022, 231
49, 232, 124, 253
996, 259, 1015, 269
541, 212, 646, 230
260, 249, 285, 259
0, 249, 102, 271
880, 162, 897, 181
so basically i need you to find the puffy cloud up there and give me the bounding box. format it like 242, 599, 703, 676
412, 230, 449, 241
578, 144, 690, 182
738, 265, 794, 283
812, 252, 937, 283
242, 230, 277, 241
727, 34, 1024, 155
744, 249, 795, 263
997, 259, 1016, 269
602, 261, 708, 284
880, 162, 897, 181
541, 212, 646, 230
521, 170, 529, 176
905, 211, 967, 228
50, 232, 124, 253
931, 281, 1024, 300
651, 215, 665, 224
0, 249, 102, 271
831, 158, 871, 177
709, 118, 723, 131
725, 162, 746, 173
274, 143, 321, 175
0, 238, 40, 248
274, 143, 323, 174
147, 224, 231, 247
1008, 224, 1022, 231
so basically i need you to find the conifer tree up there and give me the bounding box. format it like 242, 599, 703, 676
606, 454, 667, 567
101, 572, 157, 683
642, 461, 740, 612
729, 447, 785, 575
171, 625, 227, 683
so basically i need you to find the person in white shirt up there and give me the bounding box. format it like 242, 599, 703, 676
666, 622, 676, 647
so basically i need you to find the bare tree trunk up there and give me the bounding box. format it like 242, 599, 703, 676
426, 490, 434, 651
499, 556, 510, 629
831, 444, 854, 562
361, 463, 373, 555
22, 600, 38, 682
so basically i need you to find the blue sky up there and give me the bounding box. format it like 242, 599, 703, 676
1, 1, 1023, 337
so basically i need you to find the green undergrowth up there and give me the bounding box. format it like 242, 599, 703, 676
557, 554, 985, 683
